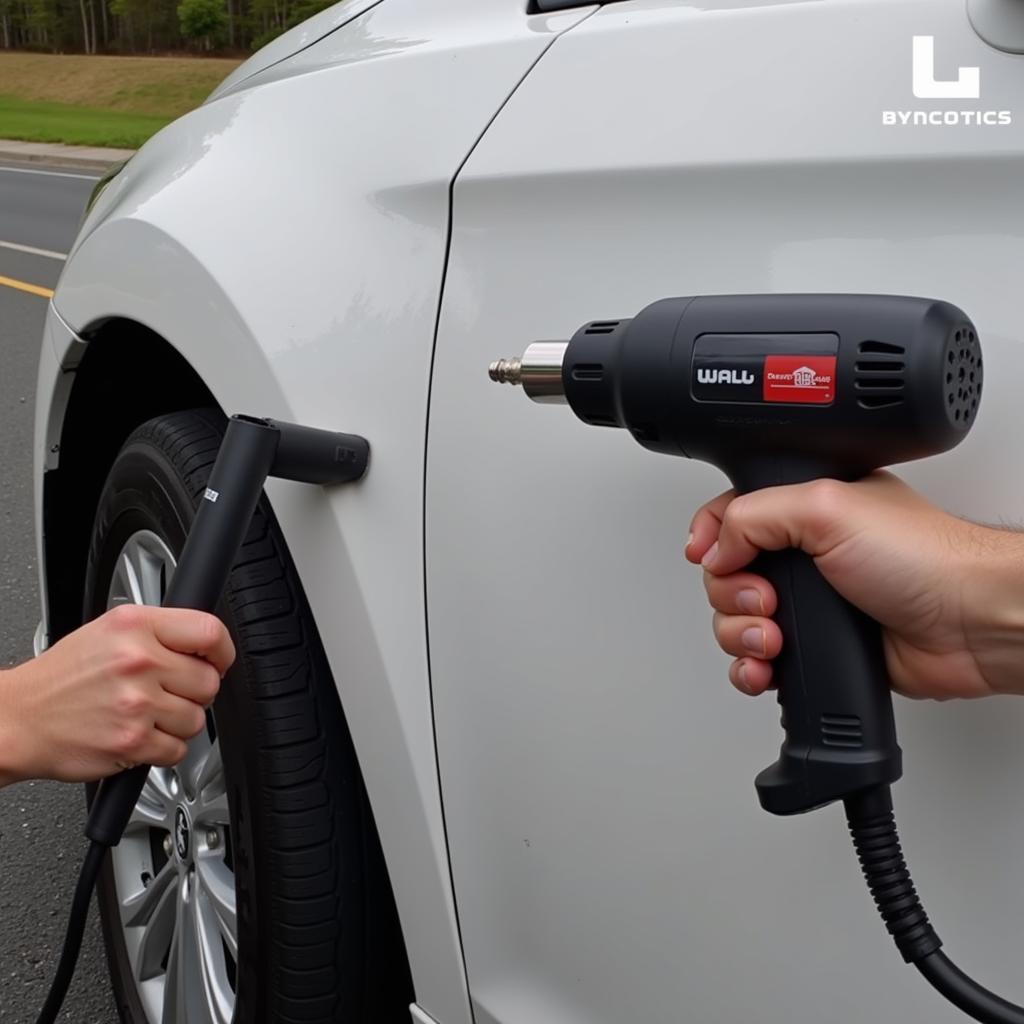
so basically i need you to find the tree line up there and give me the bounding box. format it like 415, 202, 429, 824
0, 0, 340, 54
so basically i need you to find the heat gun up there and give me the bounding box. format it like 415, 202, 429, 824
489, 294, 1024, 1024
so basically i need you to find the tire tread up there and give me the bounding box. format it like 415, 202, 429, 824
84, 408, 410, 1023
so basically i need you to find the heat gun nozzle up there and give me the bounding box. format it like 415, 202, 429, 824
488, 341, 568, 403
488, 357, 522, 384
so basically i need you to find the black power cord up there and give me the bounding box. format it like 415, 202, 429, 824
846, 785, 1024, 1024
35, 841, 106, 1024
919, 953, 1024, 1024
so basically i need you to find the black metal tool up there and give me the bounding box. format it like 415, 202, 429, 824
36, 414, 369, 1024
490, 294, 1024, 1024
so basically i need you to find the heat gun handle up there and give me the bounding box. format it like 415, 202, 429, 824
745, 540, 905, 811
84, 417, 281, 847
725, 461, 903, 816
748, 546, 902, 815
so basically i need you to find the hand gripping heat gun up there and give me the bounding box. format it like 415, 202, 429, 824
489, 294, 1024, 1024
35, 414, 369, 1024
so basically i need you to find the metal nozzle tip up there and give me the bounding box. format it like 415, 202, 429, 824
488, 358, 522, 385
488, 342, 568, 402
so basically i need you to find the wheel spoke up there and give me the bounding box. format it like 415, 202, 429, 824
195, 790, 229, 829
194, 742, 229, 827
111, 550, 144, 606
161, 883, 186, 1024
133, 870, 179, 982
126, 768, 174, 832
171, 874, 221, 1024
195, 737, 223, 796
146, 767, 178, 805
127, 539, 167, 606
178, 728, 213, 801
193, 872, 235, 1023
195, 857, 238, 960
124, 801, 166, 832
107, 531, 176, 611
122, 860, 176, 928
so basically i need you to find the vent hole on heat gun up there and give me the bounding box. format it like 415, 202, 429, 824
858, 340, 906, 355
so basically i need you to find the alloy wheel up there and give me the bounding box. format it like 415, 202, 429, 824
106, 530, 238, 1024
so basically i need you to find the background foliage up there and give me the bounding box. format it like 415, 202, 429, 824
0, 0, 341, 55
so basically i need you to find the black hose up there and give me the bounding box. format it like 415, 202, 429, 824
917, 950, 1024, 1024
34, 840, 106, 1024
845, 785, 1024, 1024
844, 785, 941, 963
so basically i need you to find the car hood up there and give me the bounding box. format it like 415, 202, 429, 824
207, 0, 385, 102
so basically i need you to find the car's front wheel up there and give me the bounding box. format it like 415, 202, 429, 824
82, 408, 411, 1023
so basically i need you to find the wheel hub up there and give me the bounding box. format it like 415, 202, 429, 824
173, 805, 192, 862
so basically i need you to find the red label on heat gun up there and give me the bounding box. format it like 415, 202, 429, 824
763, 355, 836, 404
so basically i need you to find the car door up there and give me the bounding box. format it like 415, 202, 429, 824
427, 2, 1024, 1022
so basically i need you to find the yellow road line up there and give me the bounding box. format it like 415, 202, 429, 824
0, 274, 53, 299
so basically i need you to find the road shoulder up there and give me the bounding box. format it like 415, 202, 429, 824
0, 139, 134, 172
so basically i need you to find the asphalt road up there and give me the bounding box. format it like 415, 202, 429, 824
0, 164, 119, 1023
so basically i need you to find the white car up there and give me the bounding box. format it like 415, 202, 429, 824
34, 1, 1024, 1022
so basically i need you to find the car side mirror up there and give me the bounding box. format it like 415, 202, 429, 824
969, 0, 1024, 53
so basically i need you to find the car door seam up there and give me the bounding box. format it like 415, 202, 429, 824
419, 5, 602, 1020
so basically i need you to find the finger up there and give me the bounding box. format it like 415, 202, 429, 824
702, 479, 854, 576
153, 693, 209, 743
685, 489, 734, 564
144, 608, 236, 676
728, 657, 774, 696
143, 729, 189, 768
703, 572, 778, 616
712, 612, 783, 660
158, 651, 222, 706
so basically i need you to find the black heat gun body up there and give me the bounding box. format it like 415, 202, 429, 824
490, 293, 1024, 1024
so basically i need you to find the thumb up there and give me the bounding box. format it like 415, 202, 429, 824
702, 478, 857, 576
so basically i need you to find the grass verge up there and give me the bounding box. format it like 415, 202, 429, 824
0, 52, 242, 149
0, 96, 170, 149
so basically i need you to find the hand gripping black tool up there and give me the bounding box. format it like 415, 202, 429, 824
35, 414, 369, 1024
490, 294, 1024, 1024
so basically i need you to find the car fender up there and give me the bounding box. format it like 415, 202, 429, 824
46, 2, 597, 1020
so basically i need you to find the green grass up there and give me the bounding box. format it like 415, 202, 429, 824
0, 95, 171, 149
0, 52, 243, 148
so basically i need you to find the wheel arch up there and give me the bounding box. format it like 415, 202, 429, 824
40, 318, 415, 1015
43, 318, 215, 644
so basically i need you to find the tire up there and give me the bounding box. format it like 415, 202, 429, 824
82, 408, 411, 1024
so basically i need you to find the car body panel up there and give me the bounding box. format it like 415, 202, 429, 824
42, 2, 592, 1021
207, 0, 385, 102
426, 1, 1024, 1021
